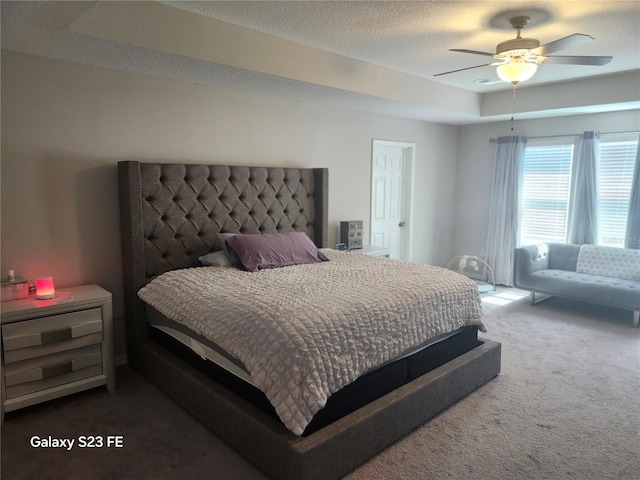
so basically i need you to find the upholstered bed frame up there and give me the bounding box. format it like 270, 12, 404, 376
118, 161, 501, 480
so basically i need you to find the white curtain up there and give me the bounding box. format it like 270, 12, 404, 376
485, 136, 526, 286
567, 131, 599, 244
626, 140, 640, 249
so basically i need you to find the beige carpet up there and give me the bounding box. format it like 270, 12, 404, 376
2, 288, 639, 479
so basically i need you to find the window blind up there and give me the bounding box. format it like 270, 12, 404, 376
520, 143, 574, 245
597, 133, 639, 246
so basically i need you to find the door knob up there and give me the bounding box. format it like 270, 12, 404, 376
399, 221, 406, 227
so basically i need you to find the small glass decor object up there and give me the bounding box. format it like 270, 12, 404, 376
35, 276, 56, 300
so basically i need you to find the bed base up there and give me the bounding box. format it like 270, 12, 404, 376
132, 337, 501, 480
118, 161, 501, 479
149, 321, 483, 435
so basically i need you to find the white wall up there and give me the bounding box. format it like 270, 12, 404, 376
453, 109, 640, 257
1, 51, 460, 359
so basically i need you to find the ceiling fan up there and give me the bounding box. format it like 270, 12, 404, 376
435, 16, 613, 85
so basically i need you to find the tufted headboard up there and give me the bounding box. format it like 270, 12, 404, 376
118, 161, 328, 354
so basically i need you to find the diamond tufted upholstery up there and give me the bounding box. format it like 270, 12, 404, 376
123, 162, 327, 279
119, 161, 328, 346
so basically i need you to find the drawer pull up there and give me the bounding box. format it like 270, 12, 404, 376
42, 362, 73, 379
40, 328, 73, 345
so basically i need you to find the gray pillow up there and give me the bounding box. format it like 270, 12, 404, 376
218, 232, 240, 266
199, 250, 232, 267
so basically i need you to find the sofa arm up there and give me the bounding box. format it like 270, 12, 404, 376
514, 244, 549, 287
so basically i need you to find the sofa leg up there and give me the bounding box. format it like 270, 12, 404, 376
529, 291, 551, 305
633, 311, 639, 328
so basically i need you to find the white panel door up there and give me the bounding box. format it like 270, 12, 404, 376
370, 141, 412, 260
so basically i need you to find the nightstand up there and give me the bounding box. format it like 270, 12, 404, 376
1, 284, 114, 420
355, 246, 391, 258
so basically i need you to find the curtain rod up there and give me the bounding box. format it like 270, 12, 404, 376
489, 130, 640, 143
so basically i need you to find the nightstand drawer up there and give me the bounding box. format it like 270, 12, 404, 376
4, 344, 103, 387
2, 308, 103, 363
5, 364, 103, 399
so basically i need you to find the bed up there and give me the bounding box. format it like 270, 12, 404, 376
118, 161, 501, 480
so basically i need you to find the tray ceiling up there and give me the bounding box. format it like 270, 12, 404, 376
2, 1, 639, 124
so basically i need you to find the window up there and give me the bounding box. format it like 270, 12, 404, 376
519, 140, 573, 245
518, 133, 639, 247
597, 133, 638, 247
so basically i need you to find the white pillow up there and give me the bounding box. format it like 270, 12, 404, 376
199, 250, 232, 267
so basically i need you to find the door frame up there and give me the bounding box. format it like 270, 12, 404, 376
370, 139, 415, 261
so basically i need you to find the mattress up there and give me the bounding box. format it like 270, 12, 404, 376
147, 305, 481, 436
146, 305, 467, 387
138, 250, 486, 434
147, 306, 254, 384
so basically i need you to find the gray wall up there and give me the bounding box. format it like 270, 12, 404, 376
452, 110, 640, 258
1, 51, 460, 361
3, 50, 638, 361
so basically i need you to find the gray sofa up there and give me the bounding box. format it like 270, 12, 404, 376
514, 243, 640, 327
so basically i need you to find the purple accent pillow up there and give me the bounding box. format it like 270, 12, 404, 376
225, 232, 329, 272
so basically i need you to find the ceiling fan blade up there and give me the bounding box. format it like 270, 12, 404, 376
543, 55, 613, 66
533, 33, 593, 55
434, 63, 493, 77
450, 48, 496, 57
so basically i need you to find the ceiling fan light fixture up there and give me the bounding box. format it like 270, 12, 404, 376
496, 37, 540, 55
435, 15, 612, 83
496, 56, 537, 85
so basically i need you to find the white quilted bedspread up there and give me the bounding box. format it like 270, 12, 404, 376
138, 250, 486, 435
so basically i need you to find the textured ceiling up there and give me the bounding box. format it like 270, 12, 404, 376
164, 0, 640, 91
2, 1, 639, 124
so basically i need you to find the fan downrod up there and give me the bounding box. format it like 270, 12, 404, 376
496, 16, 540, 54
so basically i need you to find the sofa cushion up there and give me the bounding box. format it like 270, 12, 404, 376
527, 270, 640, 309
577, 245, 640, 281
548, 243, 581, 271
